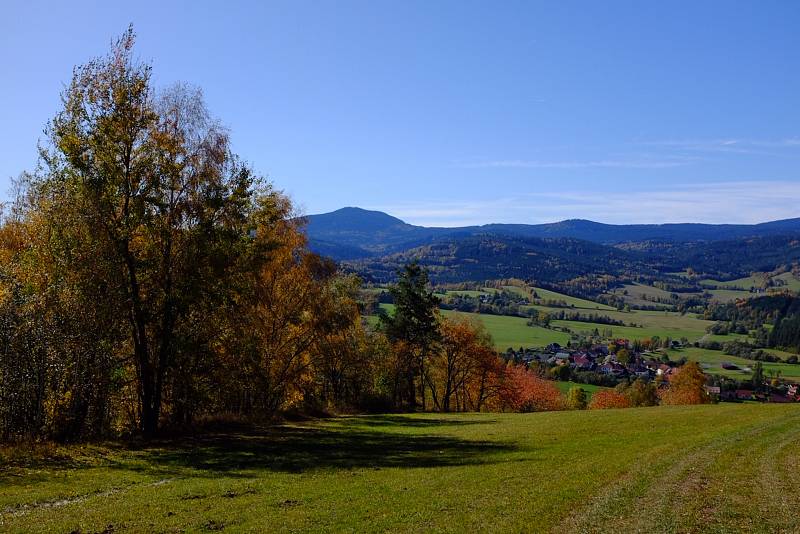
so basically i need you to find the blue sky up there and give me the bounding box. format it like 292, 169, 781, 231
1, 1, 799, 226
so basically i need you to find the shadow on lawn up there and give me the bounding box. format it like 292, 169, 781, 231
339, 414, 498, 428
129, 415, 512, 477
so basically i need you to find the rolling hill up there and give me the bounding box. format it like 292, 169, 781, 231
303, 207, 800, 260
304, 208, 800, 285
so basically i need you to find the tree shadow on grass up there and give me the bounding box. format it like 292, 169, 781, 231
0, 415, 515, 486
123, 418, 513, 478
338, 414, 498, 428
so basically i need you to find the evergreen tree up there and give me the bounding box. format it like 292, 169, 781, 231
380, 262, 440, 409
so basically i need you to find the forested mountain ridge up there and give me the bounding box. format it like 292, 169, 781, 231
342, 233, 800, 285
305, 208, 800, 284
304, 207, 800, 260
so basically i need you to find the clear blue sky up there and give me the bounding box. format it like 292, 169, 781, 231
1, 1, 799, 225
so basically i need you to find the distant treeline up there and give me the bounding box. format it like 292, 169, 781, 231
704, 295, 800, 353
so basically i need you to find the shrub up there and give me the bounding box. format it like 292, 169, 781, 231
588, 391, 631, 410
500, 365, 564, 412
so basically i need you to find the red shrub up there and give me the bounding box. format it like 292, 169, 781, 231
498, 364, 564, 412
588, 390, 632, 410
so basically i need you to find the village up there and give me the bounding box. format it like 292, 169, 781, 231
504, 341, 800, 404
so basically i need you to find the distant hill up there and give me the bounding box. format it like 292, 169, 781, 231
343, 233, 800, 284
302, 207, 800, 261
303, 207, 453, 257
346, 234, 654, 283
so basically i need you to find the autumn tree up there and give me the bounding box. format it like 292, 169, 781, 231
659, 362, 709, 405
429, 317, 495, 412
16, 28, 271, 436
311, 275, 379, 410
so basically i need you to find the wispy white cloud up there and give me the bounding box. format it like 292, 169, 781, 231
639, 138, 800, 156
458, 158, 690, 169
373, 180, 800, 227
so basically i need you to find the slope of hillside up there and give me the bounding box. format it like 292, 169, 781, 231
4, 406, 799, 532
348, 234, 653, 283
303, 207, 452, 258
346, 233, 800, 285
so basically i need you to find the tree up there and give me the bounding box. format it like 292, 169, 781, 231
565, 387, 588, 410
549, 364, 571, 381
312, 275, 376, 410
380, 262, 440, 410
751, 361, 765, 391
659, 362, 709, 405
23, 28, 269, 436
620, 378, 658, 407
430, 317, 495, 412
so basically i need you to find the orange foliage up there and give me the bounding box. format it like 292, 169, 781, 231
588, 390, 632, 410
498, 364, 564, 412
659, 361, 709, 405
431, 317, 500, 412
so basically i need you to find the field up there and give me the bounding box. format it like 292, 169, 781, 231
612, 282, 685, 305
706, 288, 751, 302
435, 286, 614, 311
548, 309, 715, 342
775, 272, 800, 292
2, 405, 799, 532
529, 287, 615, 310
670, 347, 800, 380
376, 302, 738, 351
553, 381, 608, 399
699, 273, 800, 292
373, 304, 570, 349
700, 275, 766, 290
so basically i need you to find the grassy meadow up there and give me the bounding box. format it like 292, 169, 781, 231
671, 347, 800, 380
372, 303, 571, 349
2, 405, 799, 533
529, 286, 615, 310
553, 381, 608, 399
379, 301, 721, 350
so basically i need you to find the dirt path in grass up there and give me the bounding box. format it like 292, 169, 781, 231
556, 409, 800, 533
0, 478, 175, 520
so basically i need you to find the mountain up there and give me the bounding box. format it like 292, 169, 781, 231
302, 207, 800, 260
302, 207, 453, 257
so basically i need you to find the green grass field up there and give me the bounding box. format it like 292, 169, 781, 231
375, 301, 726, 351
774, 272, 800, 292
545, 308, 718, 341
553, 381, 608, 399
530, 287, 615, 310
671, 347, 800, 380
374, 287, 800, 365
700, 275, 765, 289
2, 405, 799, 532
440, 289, 495, 298
699, 273, 800, 295
707, 288, 752, 302
373, 304, 570, 349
